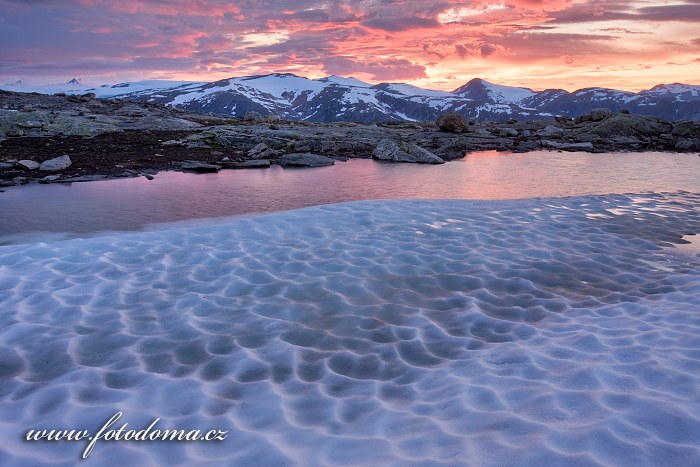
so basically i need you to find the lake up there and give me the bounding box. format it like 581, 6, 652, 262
1, 150, 698, 241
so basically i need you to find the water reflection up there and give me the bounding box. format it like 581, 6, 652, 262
1, 151, 698, 237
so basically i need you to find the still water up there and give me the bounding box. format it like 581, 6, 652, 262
1, 150, 698, 239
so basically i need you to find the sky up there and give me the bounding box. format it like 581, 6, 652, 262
1, 0, 699, 92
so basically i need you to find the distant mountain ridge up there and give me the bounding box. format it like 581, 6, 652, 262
2, 74, 699, 122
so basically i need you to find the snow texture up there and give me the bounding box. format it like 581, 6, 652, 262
0, 192, 699, 466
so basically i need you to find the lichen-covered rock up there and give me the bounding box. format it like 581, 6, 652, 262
436, 112, 469, 133
40, 155, 71, 171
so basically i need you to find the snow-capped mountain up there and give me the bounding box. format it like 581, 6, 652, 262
2, 75, 698, 122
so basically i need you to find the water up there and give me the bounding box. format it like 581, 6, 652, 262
0, 150, 698, 239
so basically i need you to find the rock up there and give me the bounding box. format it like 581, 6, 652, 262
5, 129, 25, 137
13, 176, 29, 184
144, 174, 154, 180
39, 175, 62, 183
80, 93, 97, 102
672, 120, 699, 138
537, 125, 564, 137
373, 139, 444, 164
499, 128, 518, 137
277, 153, 335, 167
247, 142, 271, 159
17, 160, 40, 170
436, 112, 469, 133
592, 114, 673, 138
611, 136, 640, 144
0, 180, 15, 187
590, 108, 613, 122
39, 155, 72, 171
674, 138, 698, 151
542, 140, 594, 151
57, 175, 108, 183
269, 124, 280, 130
179, 160, 222, 172
210, 151, 225, 157
222, 159, 271, 169
0, 162, 13, 169
18, 120, 43, 129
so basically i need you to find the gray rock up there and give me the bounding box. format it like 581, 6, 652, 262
180, 160, 222, 172
5, 129, 25, 137
144, 174, 154, 180
0, 162, 13, 170
499, 128, 518, 137
590, 108, 613, 121
674, 138, 698, 151
222, 159, 271, 169
672, 120, 699, 138
592, 114, 672, 138
13, 176, 28, 185
537, 125, 564, 137
277, 153, 335, 167
39, 175, 62, 183
18, 120, 43, 129
17, 160, 40, 170
247, 143, 271, 159
373, 139, 444, 164
57, 175, 108, 183
542, 140, 594, 151
40, 155, 72, 171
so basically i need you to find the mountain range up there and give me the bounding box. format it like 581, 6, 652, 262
2, 74, 699, 122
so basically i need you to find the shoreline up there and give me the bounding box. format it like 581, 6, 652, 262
1, 90, 699, 188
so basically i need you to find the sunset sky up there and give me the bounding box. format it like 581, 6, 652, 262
1, 0, 699, 91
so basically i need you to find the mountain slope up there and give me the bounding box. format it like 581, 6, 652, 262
2, 75, 699, 122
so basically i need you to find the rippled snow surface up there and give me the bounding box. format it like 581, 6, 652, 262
1, 192, 699, 466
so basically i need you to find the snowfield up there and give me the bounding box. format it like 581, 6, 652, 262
0, 193, 699, 466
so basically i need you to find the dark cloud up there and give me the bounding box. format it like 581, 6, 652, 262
361, 16, 441, 32
455, 44, 469, 58
323, 56, 427, 80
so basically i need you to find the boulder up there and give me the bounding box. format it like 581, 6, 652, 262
277, 153, 335, 168
179, 160, 222, 172
590, 108, 613, 122
499, 128, 518, 137
436, 112, 469, 133
247, 143, 271, 159
373, 139, 444, 164
39, 155, 72, 171
39, 175, 62, 183
537, 125, 564, 137
18, 120, 43, 129
17, 160, 40, 170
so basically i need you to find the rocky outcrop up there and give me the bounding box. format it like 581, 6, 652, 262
247, 143, 271, 159
373, 139, 444, 164
277, 153, 335, 168
591, 114, 673, 138
40, 155, 72, 171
